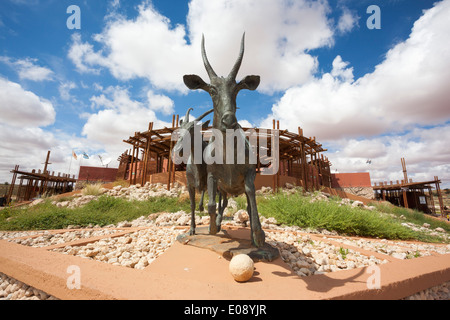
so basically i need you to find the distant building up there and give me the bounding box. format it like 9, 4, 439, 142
372, 158, 445, 215
331, 172, 372, 188
331, 172, 373, 199
77, 166, 118, 184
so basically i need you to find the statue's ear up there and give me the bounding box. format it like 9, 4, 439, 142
183, 74, 209, 91
201, 120, 210, 130
236, 75, 260, 92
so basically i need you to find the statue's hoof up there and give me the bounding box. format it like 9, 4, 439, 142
209, 223, 218, 235
216, 217, 222, 232
252, 229, 266, 247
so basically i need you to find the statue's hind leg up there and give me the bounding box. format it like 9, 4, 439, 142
207, 172, 218, 234
216, 191, 227, 232
188, 186, 196, 235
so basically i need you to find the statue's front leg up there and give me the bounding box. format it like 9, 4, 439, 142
207, 172, 218, 235
188, 186, 196, 235
245, 171, 265, 247
198, 190, 205, 212
216, 191, 227, 232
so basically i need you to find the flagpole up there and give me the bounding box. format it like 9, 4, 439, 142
68, 151, 73, 175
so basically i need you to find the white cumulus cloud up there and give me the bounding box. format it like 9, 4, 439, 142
68, 0, 337, 93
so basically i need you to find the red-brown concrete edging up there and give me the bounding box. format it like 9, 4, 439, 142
1, 235, 449, 300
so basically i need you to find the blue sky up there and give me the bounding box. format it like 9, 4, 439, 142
0, 0, 449, 188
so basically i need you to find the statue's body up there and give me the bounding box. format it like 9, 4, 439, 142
173, 107, 227, 236
183, 33, 265, 247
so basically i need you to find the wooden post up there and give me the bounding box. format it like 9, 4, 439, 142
272, 119, 277, 192
133, 145, 139, 185
402, 188, 409, 209
17, 178, 24, 203
141, 122, 153, 186
40, 150, 51, 196
298, 127, 308, 192
167, 115, 175, 190
434, 176, 444, 217
401, 157, 408, 185
171, 115, 178, 188
276, 121, 280, 190
428, 186, 436, 215
129, 144, 136, 185
6, 165, 19, 205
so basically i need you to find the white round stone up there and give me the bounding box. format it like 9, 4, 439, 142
229, 254, 254, 282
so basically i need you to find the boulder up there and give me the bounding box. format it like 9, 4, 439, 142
229, 254, 254, 282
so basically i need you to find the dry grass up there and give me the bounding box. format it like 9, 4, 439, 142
82, 183, 104, 196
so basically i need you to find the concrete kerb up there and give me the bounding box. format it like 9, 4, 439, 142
0, 225, 449, 300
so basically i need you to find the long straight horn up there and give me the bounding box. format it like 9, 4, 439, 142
227, 32, 245, 80
195, 108, 214, 122
201, 34, 217, 79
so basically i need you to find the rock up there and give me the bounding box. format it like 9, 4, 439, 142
295, 259, 310, 269
392, 252, 407, 260
299, 268, 311, 276
435, 227, 445, 233
201, 215, 210, 225
29, 199, 44, 207
233, 210, 249, 223
176, 214, 191, 226
266, 217, 278, 225
351, 201, 364, 208
229, 254, 254, 282
302, 248, 311, 257
423, 223, 430, 228
117, 221, 132, 228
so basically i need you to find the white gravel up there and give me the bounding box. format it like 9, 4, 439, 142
51, 225, 185, 269
0, 273, 57, 300
1, 185, 449, 300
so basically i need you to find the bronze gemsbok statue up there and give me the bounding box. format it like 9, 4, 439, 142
172, 107, 227, 236
183, 33, 265, 247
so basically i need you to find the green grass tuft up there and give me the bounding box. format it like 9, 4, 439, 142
257, 192, 438, 241
0, 195, 191, 231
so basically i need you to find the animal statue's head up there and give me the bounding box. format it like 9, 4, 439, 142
172, 107, 213, 160
183, 33, 260, 132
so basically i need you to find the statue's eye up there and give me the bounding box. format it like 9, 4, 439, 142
209, 87, 217, 96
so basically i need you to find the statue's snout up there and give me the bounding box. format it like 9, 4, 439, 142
221, 112, 238, 129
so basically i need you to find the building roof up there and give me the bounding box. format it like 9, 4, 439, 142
331, 172, 372, 188
372, 179, 441, 190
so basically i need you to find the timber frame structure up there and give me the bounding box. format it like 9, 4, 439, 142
118, 115, 332, 192
5, 151, 76, 205
373, 158, 444, 216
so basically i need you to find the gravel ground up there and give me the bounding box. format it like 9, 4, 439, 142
0, 273, 57, 300
1, 195, 449, 300
403, 281, 450, 300
6, 229, 119, 248
51, 225, 185, 269
266, 231, 388, 276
